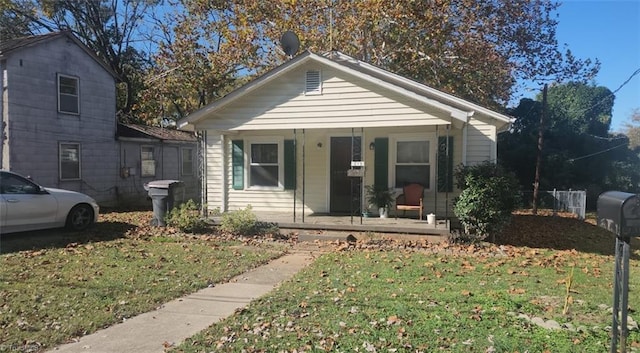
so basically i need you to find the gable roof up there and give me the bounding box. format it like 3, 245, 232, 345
0, 30, 118, 79
117, 123, 197, 142
178, 50, 513, 130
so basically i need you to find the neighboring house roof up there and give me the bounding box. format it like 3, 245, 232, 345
178, 50, 513, 130
117, 123, 198, 142
0, 30, 118, 79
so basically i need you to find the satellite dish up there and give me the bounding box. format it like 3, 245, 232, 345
280, 31, 300, 58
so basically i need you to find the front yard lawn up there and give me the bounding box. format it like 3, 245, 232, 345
0, 211, 287, 351
174, 213, 640, 352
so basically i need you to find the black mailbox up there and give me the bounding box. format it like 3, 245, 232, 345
597, 191, 640, 237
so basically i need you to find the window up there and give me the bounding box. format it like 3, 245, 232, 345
58, 74, 79, 114
59, 143, 81, 180
305, 70, 321, 95
181, 148, 194, 176
141, 146, 156, 177
249, 142, 281, 188
394, 140, 430, 188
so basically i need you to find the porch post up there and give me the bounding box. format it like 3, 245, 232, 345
302, 129, 306, 223
445, 124, 450, 222
293, 129, 297, 223
220, 133, 227, 213
361, 127, 365, 225
434, 125, 439, 218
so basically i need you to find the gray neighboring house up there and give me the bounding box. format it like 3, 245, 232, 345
0, 31, 120, 205
116, 123, 199, 207
1, 31, 199, 208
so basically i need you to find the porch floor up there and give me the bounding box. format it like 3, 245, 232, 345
212, 211, 453, 236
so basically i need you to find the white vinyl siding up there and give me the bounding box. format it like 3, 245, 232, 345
466, 117, 496, 165
59, 142, 81, 180
206, 133, 224, 211
57, 73, 79, 114
198, 66, 451, 131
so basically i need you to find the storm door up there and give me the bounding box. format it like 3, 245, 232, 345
329, 136, 362, 214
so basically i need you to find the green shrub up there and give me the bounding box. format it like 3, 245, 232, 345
219, 205, 279, 237
453, 162, 521, 242
166, 199, 208, 233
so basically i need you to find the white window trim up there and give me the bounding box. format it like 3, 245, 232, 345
390, 133, 436, 191
304, 70, 322, 95
57, 73, 80, 115
181, 147, 194, 176
141, 145, 156, 177
245, 137, 284, 190
59, 142, 82, 181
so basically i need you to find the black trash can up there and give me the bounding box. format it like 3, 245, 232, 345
144, 180, 184, 226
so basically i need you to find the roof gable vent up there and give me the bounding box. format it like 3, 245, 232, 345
305, 70, 321, 95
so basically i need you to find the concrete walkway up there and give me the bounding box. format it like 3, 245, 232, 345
47, 250, 317, 353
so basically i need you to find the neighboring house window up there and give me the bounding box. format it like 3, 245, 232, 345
305, 70, 322, 95
141, 146, 156, 177
59, 143, 81, 180
58, 74, 79, 114
394, 139, 430, 189
249, 141, 282, 188
181, 147, 194, 176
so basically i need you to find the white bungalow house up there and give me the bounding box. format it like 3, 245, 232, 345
178, 51, 512, 223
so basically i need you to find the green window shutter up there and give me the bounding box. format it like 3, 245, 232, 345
284, 139, 296, 190
437, 136, 454, 192
374, 138, 388, 188
231, 140, 244, 190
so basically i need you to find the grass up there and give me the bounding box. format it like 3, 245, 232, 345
173, 212, 640, 352
0, 211, 287, 351
3, 210, 640, 352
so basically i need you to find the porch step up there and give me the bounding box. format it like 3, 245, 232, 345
275, 220, 452, 236
287, 229, 447, 245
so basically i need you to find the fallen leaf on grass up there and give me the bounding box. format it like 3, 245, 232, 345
387, 315, 401, 325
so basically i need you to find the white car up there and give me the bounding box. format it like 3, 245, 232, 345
0, 170, 99, 234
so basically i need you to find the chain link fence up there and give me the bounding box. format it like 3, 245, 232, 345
521, 189, 587, 220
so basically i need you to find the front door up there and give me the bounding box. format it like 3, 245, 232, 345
330, 136, 362, 214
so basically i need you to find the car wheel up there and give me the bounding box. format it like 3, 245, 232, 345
66, 204, 94, 231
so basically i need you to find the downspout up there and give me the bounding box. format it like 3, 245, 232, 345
199, 130, 207, 215
1, 60, 7, 169
462, 123, 468, 166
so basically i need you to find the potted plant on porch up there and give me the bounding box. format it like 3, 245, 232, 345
365, 185, 395, 218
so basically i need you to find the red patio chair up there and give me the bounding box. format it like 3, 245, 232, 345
395, 183, 424, 220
